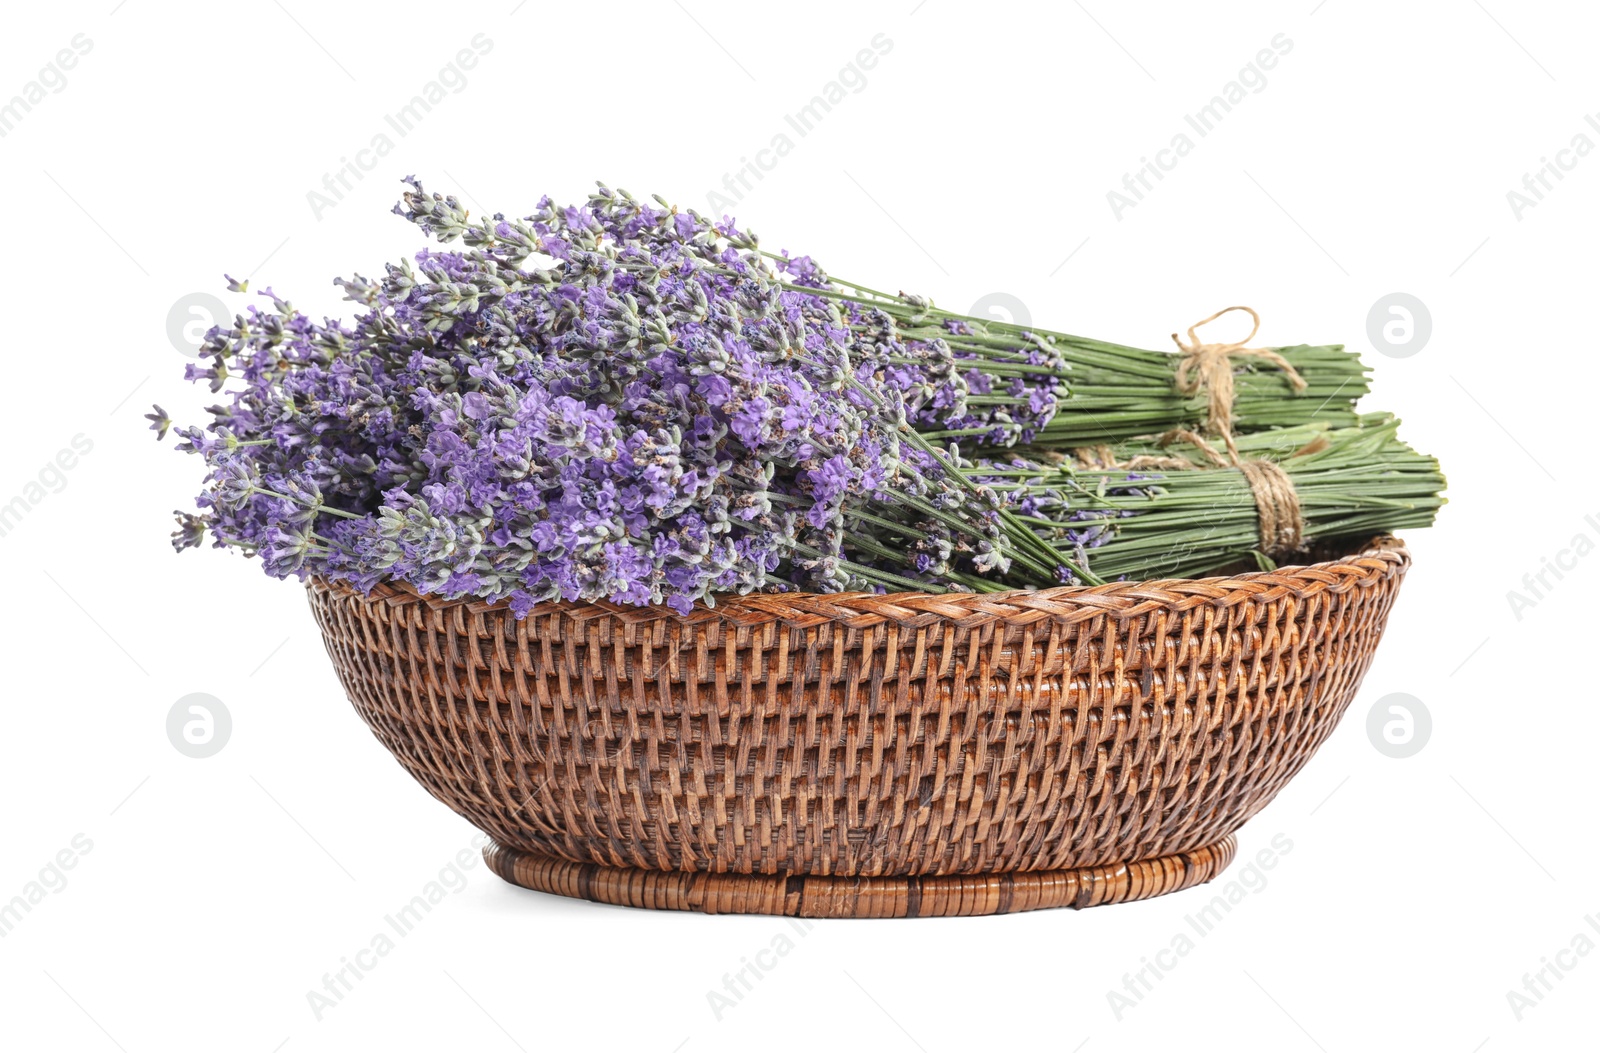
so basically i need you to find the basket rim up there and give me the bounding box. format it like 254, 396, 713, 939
308, 535, 1409, 629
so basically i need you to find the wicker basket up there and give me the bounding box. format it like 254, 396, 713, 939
308, 537, 1409, 918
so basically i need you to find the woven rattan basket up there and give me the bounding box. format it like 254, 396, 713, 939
308, 536, 1409, 918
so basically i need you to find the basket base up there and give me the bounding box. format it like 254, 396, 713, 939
483, 835, 1237, 918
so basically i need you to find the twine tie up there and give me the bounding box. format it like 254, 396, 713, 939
1172, 307, 1310, 556
1171, 305, 1307, 461
1072, 308, 1315, 557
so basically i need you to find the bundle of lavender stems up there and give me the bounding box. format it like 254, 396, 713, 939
954, 413, 1444, 585
157, 180, 1443, 612
772, 260, 1371, 449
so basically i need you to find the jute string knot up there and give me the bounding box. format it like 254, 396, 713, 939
1065, 306, 1315, 558
1171, 306, 1307, 460
1236, 458, 1302, 555
1165, 307, 1310, 556
1071, 429, 1305, 556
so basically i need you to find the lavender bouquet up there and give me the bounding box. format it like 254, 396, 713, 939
964, 414, 1444, 581
156, 180, 1441, 613
156, 180, 1081, 612
773, 264, 1371, 449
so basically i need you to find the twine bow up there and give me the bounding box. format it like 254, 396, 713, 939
1171, 306, 1307, 460
1069, 310, 1319, 558
1165, 307, 1310, 556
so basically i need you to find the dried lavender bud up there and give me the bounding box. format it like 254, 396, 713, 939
162, 179, 1039, 613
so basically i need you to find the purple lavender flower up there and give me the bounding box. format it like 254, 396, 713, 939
163, 179, 1036, 613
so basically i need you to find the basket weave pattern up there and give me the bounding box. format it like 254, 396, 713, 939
309, 542, 1407, 909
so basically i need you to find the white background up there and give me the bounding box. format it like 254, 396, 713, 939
1, 1, 1594, 1050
